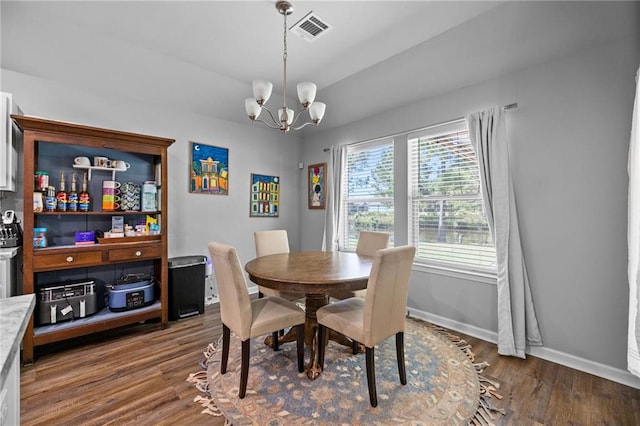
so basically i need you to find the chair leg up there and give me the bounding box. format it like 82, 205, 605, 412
365, 346, 378, 407
396, 332, 407, 385
317, 325, 327, 370
272, 331, 280, 351
296, 324, 304, 373
221, 324, 230, 374
352, 339, 359, 355
239, 339, 250, 398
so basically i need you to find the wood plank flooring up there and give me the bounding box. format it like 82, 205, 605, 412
21, 304, 640, 425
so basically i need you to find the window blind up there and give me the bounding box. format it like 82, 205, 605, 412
408, 121, 496, 271
340, 138, 394, 251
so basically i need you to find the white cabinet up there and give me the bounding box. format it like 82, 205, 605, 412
0, 92, 22, 192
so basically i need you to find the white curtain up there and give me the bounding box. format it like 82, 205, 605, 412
322, 145, 346, 252
467, 107, 543, 358
627, 65, 640, 378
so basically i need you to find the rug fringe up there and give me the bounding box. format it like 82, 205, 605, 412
421, 319, 505, 425
186, 340, 224, 418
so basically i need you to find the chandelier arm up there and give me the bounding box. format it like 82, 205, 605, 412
254, 118, 284, 130
289, 106, 309, 128
260, 106, 281, 128
291, 121, 316, 131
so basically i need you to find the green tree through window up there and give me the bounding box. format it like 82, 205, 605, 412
410, 123, 496, 270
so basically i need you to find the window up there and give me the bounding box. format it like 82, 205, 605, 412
340, 139, 394, 251
408, 120, 496, 272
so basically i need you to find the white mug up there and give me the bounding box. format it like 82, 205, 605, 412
112, 160, 130, 170
74, 156, 91, 166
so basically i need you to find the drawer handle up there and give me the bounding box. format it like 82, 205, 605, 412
135, 251, 142, 257
66, 256, 74, 263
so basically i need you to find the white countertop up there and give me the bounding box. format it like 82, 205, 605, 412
0, 247, 19, 259
0, 294, 35, 389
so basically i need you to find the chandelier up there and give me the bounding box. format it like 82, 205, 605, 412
244, 1, 326, 133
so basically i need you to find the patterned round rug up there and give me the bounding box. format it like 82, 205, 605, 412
188, 318, 500, 425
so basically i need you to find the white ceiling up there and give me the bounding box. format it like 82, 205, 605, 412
1, 1, 637, 131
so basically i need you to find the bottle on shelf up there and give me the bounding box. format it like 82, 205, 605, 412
78, 172, 92, 212
45, 186, 56, 212
56, 171, 69, 212
68, 172, 79, 212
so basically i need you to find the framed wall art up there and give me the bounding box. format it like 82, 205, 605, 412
308, 163, 326, 209
190, 142, 229, 195
250, 173, 280, 217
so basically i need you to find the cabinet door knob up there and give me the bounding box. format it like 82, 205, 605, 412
66, 256, 74, 263
135, 251, 142, 257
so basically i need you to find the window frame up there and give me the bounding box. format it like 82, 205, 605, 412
407, 119, 497, 277
339, 138, 395, 252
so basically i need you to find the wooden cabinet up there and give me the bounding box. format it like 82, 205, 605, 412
12, 115, 174, 364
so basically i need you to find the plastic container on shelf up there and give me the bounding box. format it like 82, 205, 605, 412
33, 227, 47, 248
141, 180, 157, 211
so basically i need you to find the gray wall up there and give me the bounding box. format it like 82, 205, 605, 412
300, 34, 640, 385
3, 1, 640, 388
1, 69, 303, 284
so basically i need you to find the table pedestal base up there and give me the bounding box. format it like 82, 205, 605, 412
262, 293, 362, 379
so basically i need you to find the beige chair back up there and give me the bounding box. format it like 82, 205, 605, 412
362, 245, 416, 347
356, 231, 390, 257
255, 230, 290, 257
208, 242, 253, 340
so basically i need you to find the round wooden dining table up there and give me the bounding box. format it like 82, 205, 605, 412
245, 251, 373, 379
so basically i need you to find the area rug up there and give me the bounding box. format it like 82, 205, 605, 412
188, 318, 503, 425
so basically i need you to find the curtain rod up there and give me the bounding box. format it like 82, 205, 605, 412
323, 102, 518, 152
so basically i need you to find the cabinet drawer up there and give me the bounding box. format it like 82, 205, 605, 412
108, 245, 162, 262
34, 250, 103, 270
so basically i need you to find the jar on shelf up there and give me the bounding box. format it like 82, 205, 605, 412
33, 227, 48, 248
141, 181, 157, 212
34, 171, 49, 193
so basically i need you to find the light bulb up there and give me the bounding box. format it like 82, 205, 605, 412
245, 98, 262, 120
252, 80, 273, 105
309, 102, 326, 123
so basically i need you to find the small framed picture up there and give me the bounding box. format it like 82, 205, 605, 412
250, 173, 280, 217
308, 163, 326, 209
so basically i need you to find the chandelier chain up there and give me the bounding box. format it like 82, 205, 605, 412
282, 10, 288, 110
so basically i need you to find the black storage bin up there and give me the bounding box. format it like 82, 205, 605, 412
168, 255, 206, 320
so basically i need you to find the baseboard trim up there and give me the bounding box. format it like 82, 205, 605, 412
407, 307, 640, 390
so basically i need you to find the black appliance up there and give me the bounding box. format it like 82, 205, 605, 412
37, 279, 98, 325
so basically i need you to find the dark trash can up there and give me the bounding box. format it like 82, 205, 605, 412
168, 255, 206, 320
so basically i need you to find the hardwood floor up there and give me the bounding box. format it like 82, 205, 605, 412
21, 304, 640, 425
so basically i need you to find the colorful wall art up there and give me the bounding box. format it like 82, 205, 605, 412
250, 173, 280, 217
308, 163, 326, 209
190, 142, 229, 195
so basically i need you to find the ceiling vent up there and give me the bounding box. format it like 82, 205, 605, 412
290, 11, 332, 42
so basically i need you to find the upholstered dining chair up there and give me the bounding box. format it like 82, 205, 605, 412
330, 230, 390, 300
207, 241, 305, 399
316, 245, 416, 407
254, 230, 305, 302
